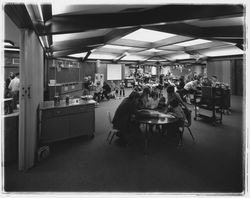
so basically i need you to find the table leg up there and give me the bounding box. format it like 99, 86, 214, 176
144, 124, 149, 155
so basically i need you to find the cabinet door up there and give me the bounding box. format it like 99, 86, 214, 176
69, 110, 94, 137
41, 116, 69, 144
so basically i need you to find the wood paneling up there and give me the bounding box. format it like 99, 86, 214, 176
207, 58, 243, 96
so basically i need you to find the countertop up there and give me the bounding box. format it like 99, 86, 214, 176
39, 99, 96, 110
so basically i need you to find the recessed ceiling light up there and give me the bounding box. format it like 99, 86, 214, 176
122, 28, 176, 42
121, 54, 147, 61
4, 41, 14, 46
88, 53, 118, 60
68, 52, 87, 58
169, 53, 190, 60
147, 59, 166, 62
176, 39, 211, 47
201, 46, 243, 57
101, 44, 131, 50
4, 48, 20, 51
146, 48, 163, 52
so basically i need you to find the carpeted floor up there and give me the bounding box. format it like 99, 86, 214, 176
3, 89, 244, 194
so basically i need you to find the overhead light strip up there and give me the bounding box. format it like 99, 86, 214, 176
38, 5, 44, 22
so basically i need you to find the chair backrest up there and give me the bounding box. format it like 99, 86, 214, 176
107, 111, 112, 124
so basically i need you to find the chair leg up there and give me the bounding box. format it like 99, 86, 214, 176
187, 127, 195, 142
109, 132, 116, 144
178, 128, 184, 146
106, 131, 112, 142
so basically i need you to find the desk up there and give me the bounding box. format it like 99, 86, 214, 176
134, 109, 178, 154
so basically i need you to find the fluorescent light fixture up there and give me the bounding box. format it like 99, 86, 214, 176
101, 44, 131, 50
122, 28, 176, 42
147, 59, 166, 62
88, 53, 118, 60
201, 46, 243, 57
39, 36, 49, 48
145, 48, 163, 52
68, 52, 87, 58
38, 5, 44, 22
4, 48, 20, 51
176, 39, 211, 47
121, 54, 147, 61
4, 41, 14, 46
38, 36, 45, 48
169, 53, 191, 60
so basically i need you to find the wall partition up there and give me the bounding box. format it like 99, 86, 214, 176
19, 29, 44, 171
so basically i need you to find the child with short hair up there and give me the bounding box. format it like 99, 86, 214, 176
169, 99, 186, 121
146, 91, 159, 109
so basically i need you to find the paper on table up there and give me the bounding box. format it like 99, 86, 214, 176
157, 112, 176, 118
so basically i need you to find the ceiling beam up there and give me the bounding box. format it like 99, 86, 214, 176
4, 4, 33, 29
51, 36, 104, 51
82, 50, 92, 62
53, 47, 92, 57
44, 4, 243, 35
202, 26, 243, 38
41, 4, 52, 46
103, 27, 140, 43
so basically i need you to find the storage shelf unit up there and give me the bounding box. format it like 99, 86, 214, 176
38, 100, 95, 144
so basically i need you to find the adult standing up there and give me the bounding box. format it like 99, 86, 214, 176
8, 72, 20, 109
178, 79, 199, 102
5, 72, 15, 98
112, 91, 141, 145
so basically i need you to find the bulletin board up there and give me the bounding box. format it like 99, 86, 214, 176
107, 64, 122, 80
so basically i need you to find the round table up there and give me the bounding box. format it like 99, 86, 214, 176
134, 109, 178, 154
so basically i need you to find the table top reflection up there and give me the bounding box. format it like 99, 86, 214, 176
134, 109, 178, 125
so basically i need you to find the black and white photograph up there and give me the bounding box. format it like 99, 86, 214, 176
1, 0, 248, 197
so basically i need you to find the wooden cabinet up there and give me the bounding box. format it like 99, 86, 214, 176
41, 116, 69, 143
4, 112, 19, 165
39, 100, 95, 144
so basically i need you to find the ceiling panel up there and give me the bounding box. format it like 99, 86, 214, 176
53, 29, 112, 43
6, 3, 244, 62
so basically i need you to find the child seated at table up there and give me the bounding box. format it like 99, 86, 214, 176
146, 91, 159, 109
163, 99, 186, 142
156, 96, 167, 113
169, 99, 186, 121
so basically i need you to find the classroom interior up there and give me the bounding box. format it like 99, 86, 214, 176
2, 2, 247, 195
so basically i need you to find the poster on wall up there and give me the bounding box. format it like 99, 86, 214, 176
94, 73, 104, 86
151, 66, 157, 75
100, 74, 104, 86
107, 64, 122, 80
